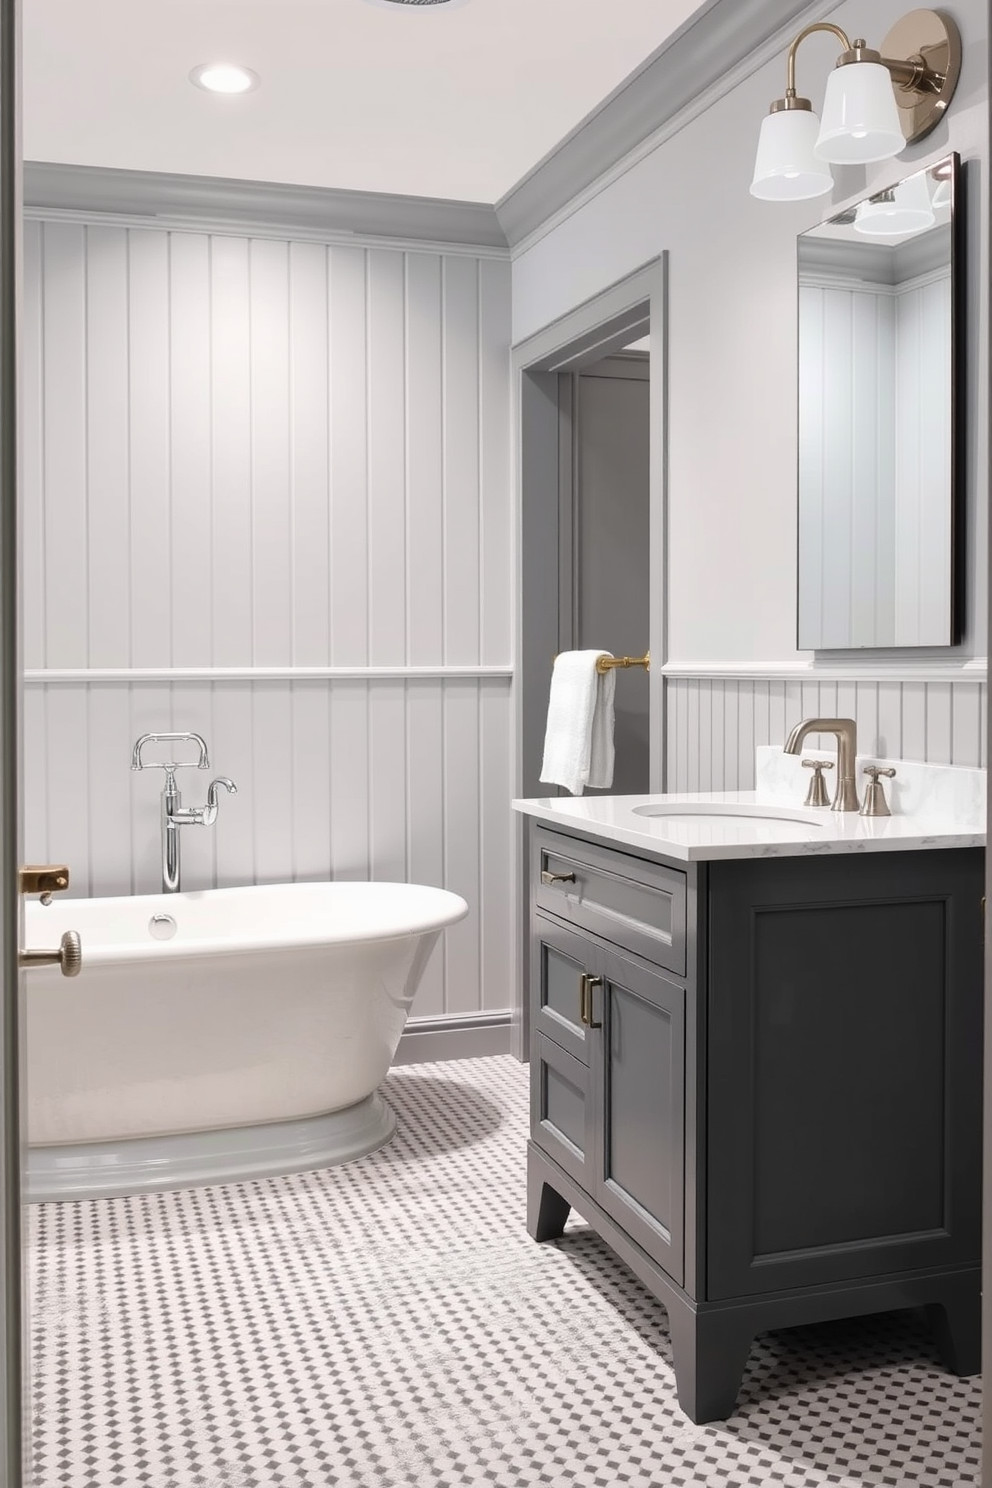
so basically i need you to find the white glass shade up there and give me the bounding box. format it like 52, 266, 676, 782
750, 108, 834, 201
931, 176, 952, 209
854, 173, 935, 237
814, 62, 904, 163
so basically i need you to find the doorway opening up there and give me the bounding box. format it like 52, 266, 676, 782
514, 257, 666, 801
511, 258, 667, 1053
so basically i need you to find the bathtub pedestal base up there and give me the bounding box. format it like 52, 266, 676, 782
27, 1093, 397, 1203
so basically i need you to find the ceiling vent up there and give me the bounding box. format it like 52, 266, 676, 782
361, 0, 471, 8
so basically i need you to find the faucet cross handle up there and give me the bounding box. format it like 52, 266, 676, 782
131, 732, 211, 772
860, 765, 896, 818
801, 758, 834, 808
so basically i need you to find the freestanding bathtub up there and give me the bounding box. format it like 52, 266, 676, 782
23, 880, 468, 1202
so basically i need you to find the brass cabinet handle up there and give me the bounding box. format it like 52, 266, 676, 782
20, 930, 82, 978
541, 870, 576, 887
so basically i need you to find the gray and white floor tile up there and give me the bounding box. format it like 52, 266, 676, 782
28, 1055, 981, 1487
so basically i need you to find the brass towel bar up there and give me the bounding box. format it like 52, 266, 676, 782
552, 651, 650, 674
595, 652, 650, 675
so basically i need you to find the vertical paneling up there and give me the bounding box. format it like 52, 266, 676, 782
169, 233, 213, 665
666, 677, 987, 790
367, 252, 407, 665
249, 241, 293, 667
406, 254, 444, 666
42, 223, 88, 668
406, 682, 445, 1015
289, 243, 331, 668
22, 218, 514, 1019
86, 226, 131, 667
210, 236, 253, 666
22, 219, 44, 669
442, 257, 481, 665
479, 258, 513, 665
329, 247, 369, 665
442, 682, 481, 1013
128, 230, 172, 667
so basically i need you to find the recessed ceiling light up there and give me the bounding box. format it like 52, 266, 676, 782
189, 63, 261, 95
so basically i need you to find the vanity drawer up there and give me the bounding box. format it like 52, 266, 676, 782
533, 828, 686, 977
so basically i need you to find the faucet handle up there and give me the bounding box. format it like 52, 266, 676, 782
860, 765, 896, 818
131, 732, 211, 772
801, 758, 834, 808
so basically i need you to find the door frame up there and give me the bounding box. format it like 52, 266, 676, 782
0, 0, 22, 1479
510, 256, 668, 1058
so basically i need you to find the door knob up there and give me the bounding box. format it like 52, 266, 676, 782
20, 931, 82, 978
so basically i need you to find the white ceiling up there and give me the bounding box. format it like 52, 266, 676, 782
23, 0, 704, 203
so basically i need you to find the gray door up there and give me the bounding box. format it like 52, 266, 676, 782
0, 0, 23, 1478
568, 354, 650, 794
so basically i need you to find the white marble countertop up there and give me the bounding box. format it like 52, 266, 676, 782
511, 753, 986, 863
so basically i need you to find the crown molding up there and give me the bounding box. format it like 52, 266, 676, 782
23, 162, 509, 252
494, 0, 838, 251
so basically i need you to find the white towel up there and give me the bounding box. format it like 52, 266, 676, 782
539, 651, 616, 796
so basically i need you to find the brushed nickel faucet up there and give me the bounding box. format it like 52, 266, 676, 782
784, 717, 859, 811
131, 732, 239, 893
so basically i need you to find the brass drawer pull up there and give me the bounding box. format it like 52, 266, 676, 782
541, 870, 576, 887
579, 974, 603, 1030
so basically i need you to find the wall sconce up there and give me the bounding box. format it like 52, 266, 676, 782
750, 8, 961, 201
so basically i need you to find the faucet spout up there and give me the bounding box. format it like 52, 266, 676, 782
201, 777, 238, 826
783, 717, 860, 812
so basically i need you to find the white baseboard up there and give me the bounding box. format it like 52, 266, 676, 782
395, 1010, 513, 1065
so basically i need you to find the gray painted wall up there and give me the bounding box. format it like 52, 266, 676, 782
512, 0, 988, 780
22, 215, 514, 1020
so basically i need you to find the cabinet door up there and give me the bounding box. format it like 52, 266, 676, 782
593, 946, 685, 1285
531, 1033, 595, 1191
706, 850, 984, 1300
532, 915, 593, 1063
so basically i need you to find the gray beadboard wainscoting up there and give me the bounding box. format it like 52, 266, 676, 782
665, 674, 987, 792
22, 215, 513, 1024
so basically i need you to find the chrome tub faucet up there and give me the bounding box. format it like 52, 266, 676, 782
784, 717, 859, 811
131, 732, 239, 893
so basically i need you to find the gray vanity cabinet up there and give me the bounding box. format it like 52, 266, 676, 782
531, 915, 685, 1283
525, 820, 983, 1425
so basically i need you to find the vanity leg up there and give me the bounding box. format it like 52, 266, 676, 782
527, 1163, 571, 1242
925, 1277, 982, 1376
667, 1300, 753, 1425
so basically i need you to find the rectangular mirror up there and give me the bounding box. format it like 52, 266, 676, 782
797, 152, 959, 650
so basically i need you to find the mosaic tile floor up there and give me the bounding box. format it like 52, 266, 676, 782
28, 1055, 981, 1487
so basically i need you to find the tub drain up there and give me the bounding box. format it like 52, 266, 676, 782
149, 914, 178, 940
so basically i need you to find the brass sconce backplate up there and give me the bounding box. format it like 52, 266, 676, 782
882, 8, 961, 146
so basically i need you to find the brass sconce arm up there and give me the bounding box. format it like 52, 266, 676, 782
784, 22, 852, 101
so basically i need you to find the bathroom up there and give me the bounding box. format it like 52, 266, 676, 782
1, 0, 988, 1482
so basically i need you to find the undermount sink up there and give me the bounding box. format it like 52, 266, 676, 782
632, 802, 827, 829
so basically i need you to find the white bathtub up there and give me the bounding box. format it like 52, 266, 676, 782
23, 880, 468, 1202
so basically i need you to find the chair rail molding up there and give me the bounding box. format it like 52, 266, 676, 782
661, 659, 989, 684
24, 666, 515, 685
